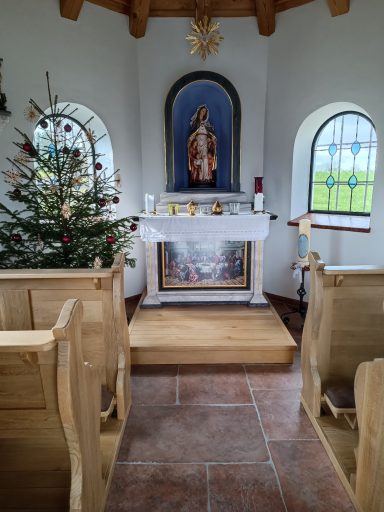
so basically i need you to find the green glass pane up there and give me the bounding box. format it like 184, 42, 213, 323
336, 185, 352, 212
312, 169, 330, 182
350, 185, 366, 212
328, 185, 337, 210
365, 185, 373, 213
311, 184, 331, 211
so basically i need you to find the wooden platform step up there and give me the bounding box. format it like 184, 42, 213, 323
129, 302, 297, 364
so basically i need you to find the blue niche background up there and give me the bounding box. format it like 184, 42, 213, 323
172, 81, 232, 191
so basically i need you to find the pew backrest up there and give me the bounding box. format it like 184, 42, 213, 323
302, 252, 384, 416
0, 253, 131, 419
0, 299, 103, 511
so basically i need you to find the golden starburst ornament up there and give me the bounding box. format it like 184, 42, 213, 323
186, 16, 224, 61
24, 105, 39, 123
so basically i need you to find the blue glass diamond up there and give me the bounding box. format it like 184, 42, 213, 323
351, 141, 361, 155
348, 175, 358, 189
326, 175, 335, 189
328, 143, 337, 157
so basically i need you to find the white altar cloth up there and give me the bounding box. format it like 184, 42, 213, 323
139, 213, 270, 242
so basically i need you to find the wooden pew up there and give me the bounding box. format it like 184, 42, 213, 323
301, 252, 384, 511
353, 358, 384, 512
0, 253, 131, 421
301, 251, 384, 419
0, 299, 104, 511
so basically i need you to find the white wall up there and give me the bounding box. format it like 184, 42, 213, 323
2, 0, 384, 299
263, 0, 384, 298
0, 0, 145, 295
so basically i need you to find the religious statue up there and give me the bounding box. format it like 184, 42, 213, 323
0, 58, 8, 111
187, 104, 217, 187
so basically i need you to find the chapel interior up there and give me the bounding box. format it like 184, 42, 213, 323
0, 0, 383, 511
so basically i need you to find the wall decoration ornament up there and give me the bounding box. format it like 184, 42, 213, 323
186, 16, 224, 61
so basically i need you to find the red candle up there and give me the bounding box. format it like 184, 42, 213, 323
254, 177, 263, 194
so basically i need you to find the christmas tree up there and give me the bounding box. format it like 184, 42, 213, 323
0, 73, 137, 269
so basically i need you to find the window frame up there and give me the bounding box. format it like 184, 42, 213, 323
308, 110, 376, 217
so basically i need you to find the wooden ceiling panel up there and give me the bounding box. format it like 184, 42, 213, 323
275, 0, 315, 13
87, 0, 130, 16
61, 0, 351, 37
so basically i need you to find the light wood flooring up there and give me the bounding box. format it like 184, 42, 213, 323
129, 301, 297, 364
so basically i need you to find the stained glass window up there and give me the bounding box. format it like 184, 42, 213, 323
309, 112, 377, 215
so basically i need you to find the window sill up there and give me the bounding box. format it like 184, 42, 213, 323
287, 213, 371, 233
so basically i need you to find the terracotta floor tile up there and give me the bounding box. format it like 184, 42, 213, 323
246, 352, 302, 390
253, 389, 316, 440
105, 464, 207, 512
179, 365, 252, 404
269, 440, 355, 512
208, 463, 286, 512
131, 365, 178, 405
118, 405, 269, 463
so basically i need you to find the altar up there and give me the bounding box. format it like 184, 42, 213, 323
139, 212, 271, 307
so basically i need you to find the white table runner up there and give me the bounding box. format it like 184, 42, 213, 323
139, 213, 270, 242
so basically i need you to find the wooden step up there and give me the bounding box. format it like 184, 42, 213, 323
129, 301, 297, 364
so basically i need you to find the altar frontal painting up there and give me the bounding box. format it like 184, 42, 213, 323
159, 241, 250, 290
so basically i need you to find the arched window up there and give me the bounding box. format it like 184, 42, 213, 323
309, 112, 377, 215
33, 103, 117, 218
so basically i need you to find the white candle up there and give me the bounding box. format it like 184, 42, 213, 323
145, 193, 155, 214
297, 219, 311, 266
254, 193, 264, 211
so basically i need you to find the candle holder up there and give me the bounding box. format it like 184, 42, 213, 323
254, 177, 263, 194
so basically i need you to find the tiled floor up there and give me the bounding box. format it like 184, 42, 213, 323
106, 299, 355, 511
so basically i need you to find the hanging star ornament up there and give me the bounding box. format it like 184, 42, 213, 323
186, 16, 224, 61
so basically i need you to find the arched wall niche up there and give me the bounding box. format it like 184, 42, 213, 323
165, 71, 241, 193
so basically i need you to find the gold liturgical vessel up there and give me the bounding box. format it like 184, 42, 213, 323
187, 200, 198, 216
211, 201, 223, 215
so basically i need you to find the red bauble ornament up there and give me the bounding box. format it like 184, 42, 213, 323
40, 119, 48, 129
62, 234, 71, 244
64, 123, 72, 133
130, 223, 138, 232
62, 146, 70, 155
112, 196, 120, 204
95, 162, 103, 171
98, 197, 107, 207
106, 235, 116, 245
22, 142, 32, 153
11, 233, 22, 243
73, 149, 81, 158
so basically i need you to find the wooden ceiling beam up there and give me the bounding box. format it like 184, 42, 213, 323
327, 0, 350, 17
255, 0, 275, 36
196, 0, 212, 22
129, 0, 151, 38
60, 0, 85, 20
